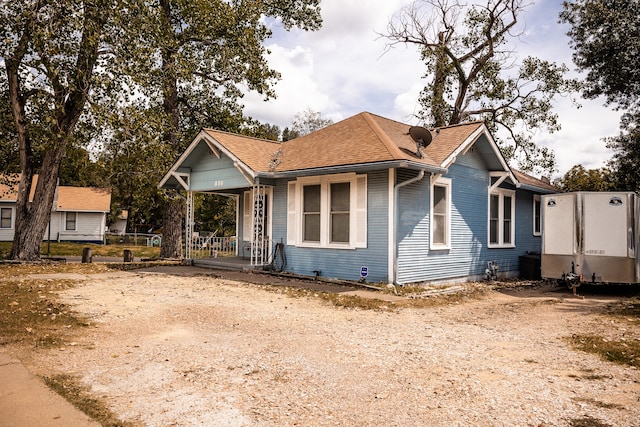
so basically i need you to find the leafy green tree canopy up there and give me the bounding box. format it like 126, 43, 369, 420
291, 107, 333, 136
383, 0, 582, 174
101, 0, 323, 256
553, 164, 614, 191
561, 0, 640, 192
560, 0, 640, 111
1, 0, 119, 260
606, 111, 640, 192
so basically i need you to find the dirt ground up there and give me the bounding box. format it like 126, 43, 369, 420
6, 266, 640, 426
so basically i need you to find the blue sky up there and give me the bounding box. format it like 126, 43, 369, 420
241, 0, 622, 178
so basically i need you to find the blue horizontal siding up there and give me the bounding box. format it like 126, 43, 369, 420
396, 150, 543, 284
190, 154, 249, 191
275, 171, 390, 283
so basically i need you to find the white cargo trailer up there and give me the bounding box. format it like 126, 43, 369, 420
541, 192, 640, 284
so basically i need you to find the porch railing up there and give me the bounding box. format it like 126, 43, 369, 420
190, 234, 237, 259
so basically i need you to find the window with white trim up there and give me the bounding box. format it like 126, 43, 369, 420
430, 178, 451, 249
65, 212, 77, 231
303, 184, 321, 242
288, 173, 366, 249
0, 207, 12, 229
533, 195, 541, 236
489, 189, 515, 247
330, 182, 350, 243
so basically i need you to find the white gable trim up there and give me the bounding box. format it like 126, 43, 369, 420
489, 171, 509, 192
440, 125, 515, 183
174, 172, 190, 190
441, 125, 487, 169
158, 130, 256, 189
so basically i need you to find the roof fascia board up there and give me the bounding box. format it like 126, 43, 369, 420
519, 184, 557, 194
258, 161, 448, 179
441, 125, 516, 184
203, 138, 220, 158
234, 161, 255, 185
441, 125, 487, 169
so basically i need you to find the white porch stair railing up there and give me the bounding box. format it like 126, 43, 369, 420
190, 234, 237, 259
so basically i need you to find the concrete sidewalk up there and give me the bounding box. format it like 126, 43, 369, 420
0, 352, 99, 427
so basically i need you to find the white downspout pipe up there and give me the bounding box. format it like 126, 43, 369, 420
392, 170, 426, 285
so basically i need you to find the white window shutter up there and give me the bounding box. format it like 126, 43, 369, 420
354, 175, 367, 248
287, 181, 297, 245
243, 191, 251, 241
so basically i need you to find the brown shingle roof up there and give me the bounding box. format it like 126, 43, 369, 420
201, 130, 281, 173
512, 169, 558, 192
203, 112, 485, 173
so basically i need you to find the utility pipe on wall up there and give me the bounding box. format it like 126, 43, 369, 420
392, 169, 426, 285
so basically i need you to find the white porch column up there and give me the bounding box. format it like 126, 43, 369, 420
185, 190, 194, 259
251, 184, 267, 266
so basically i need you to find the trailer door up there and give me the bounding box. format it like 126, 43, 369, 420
583, 193, 629, 258
542, 193, 576, 255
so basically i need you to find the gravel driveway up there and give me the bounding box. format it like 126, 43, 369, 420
20, 266, 640, 426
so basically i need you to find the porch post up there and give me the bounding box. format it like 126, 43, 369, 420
251, 184, 268, 266
185, 190, 194, 260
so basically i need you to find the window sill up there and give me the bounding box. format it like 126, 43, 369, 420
429, 244, 450, 251
488, 244, 516, 249
294, 242, 356, 250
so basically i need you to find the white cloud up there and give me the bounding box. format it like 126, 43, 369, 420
538, 96, 621, 177
243, 0, 419, 127
242, 0, 622, 176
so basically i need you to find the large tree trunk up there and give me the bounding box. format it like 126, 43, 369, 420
431, 31, 449, 128
157, 0, 184, 260
10, 148, 65, 260
160, 194, 183, 258
5, 0, 103, 261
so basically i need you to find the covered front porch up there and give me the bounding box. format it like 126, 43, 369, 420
158, 129, 280, 270
183, 183, 273, 269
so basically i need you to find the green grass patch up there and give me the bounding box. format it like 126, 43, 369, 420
605, 298, 640, 322
0, 241, 161, 260
43, 374, 140, 427
261, 282, 486, 311
567, 334, 639, 368
0, 276, 91, 348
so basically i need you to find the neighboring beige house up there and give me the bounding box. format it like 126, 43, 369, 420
0, 175, 111, 243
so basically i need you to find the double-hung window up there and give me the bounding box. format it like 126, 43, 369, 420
0, 207, 12, 229
65, 212, 77, 231
430, 178, 451, 249
489, 189, 515, 247
288, 173, 367, 249
303, 184, 321, 242
330, 182, 350, 243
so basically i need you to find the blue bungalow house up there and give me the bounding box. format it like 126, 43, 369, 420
159, 112, 556, 285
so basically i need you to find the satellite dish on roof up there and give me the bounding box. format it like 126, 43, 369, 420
408, 126, 432, 158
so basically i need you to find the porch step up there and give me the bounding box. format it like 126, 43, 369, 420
192, 258, 265, 272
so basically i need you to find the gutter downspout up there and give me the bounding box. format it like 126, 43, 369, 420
392, 170, 426, 285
